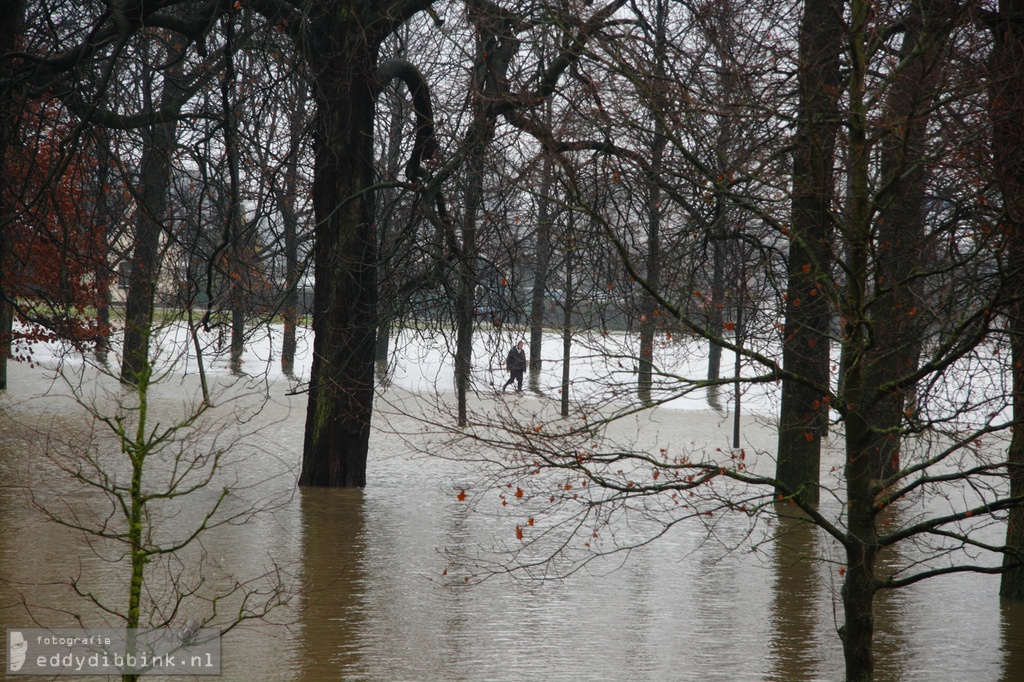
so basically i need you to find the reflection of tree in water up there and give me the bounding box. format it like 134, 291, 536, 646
766, 505, 827, 681
1000, 601, 1024, 682
296, 489, 367, 681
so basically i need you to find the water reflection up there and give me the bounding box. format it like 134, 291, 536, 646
1001, 600, 1024, 682
296, 489, 367, 680
767, 505, 830, 681
2, 354, 1024, 680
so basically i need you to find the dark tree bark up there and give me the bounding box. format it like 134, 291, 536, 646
120, 37, 186, 385
298, 2, 434, 487
992, 0, 1024, 600
775, 0, 844, 507
0, 0, 27, 390
863, 0, 954, 482
298, 12, 382, 488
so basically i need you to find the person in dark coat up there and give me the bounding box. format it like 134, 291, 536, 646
502, 341, 526, 392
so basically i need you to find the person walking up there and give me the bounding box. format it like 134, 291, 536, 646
502, 341, 526, 392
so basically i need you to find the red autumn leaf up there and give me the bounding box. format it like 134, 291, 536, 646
515, 525, 524, 541
515, 487, 524, 499
457, 489, 467, 501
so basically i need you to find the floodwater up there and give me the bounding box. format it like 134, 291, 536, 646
2, 324, 1024, 681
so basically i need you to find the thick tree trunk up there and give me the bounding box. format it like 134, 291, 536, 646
837, 0, 881, 676
120, 40, 185, 385
0, 0, 27, 390
775, 0, 843, 507
841, 538, 878, 682
119, 132, 176, 384
864, 0, 952, 482
299, 18, 380, 488
842, 379, 880, 682
992, 0, 1024, 600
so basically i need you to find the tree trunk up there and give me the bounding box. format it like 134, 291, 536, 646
530, 151, 553, 375
120, 39, 185, 385
842, 373, 880, 682
299, 15, 381, 488
638, 0, 667, 405
863, 0, 952, 482
561, 219, 574, 417
455, 132, 482, 424
775, 0, 843, 507
455, 189, 477, 426
838, 0, 881, 676
456, 5, 516, 422
0, 302, 10, 390
279, 81, 306, 377
992, 0, 1024, 600
221, 13, 247, 375
375, 83, 404, 367
0, 0, 27, 389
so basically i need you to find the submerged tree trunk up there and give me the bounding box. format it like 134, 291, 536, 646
299, 13, 381, 488
775, 0, 843, 507
837, 0, 883, 676
992, 0, 1024, 600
